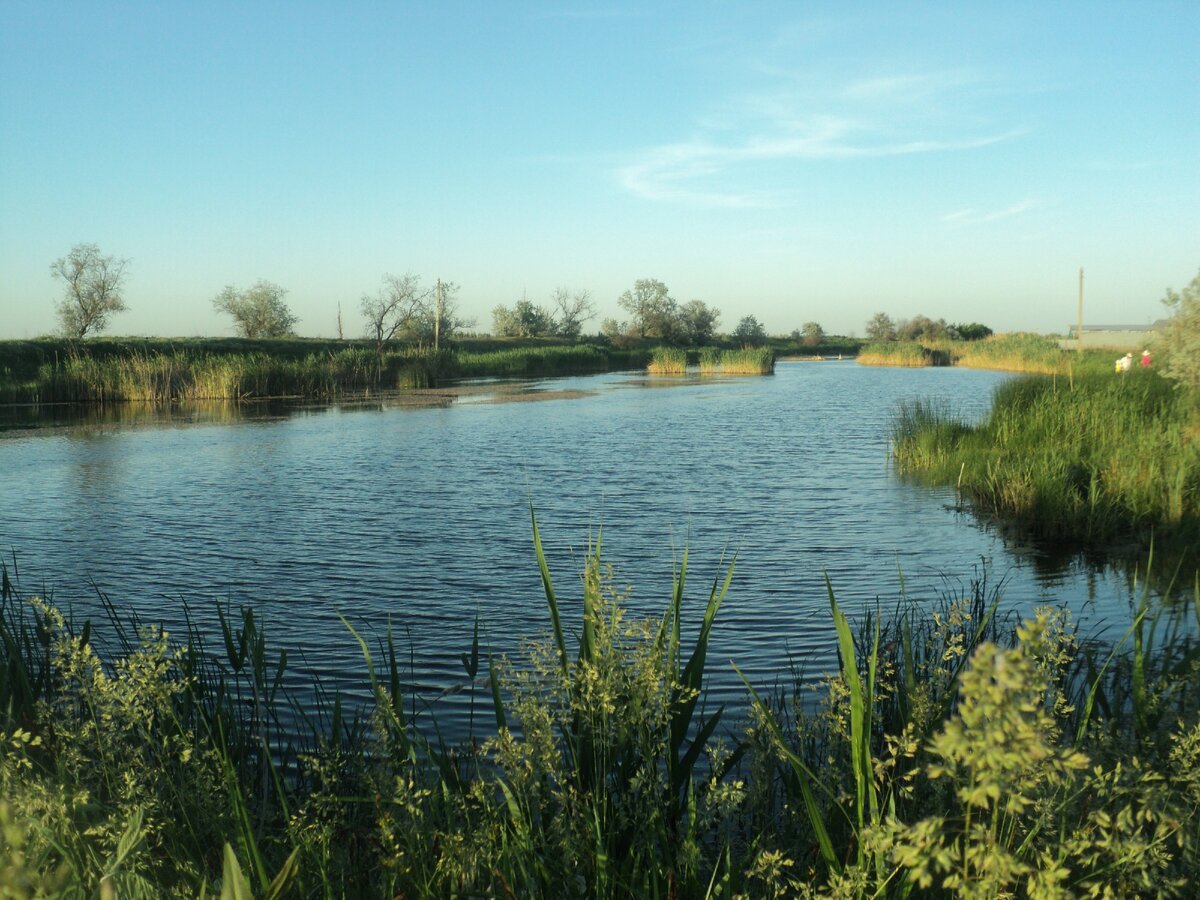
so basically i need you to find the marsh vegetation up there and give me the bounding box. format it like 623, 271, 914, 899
2, 524, 1197, 897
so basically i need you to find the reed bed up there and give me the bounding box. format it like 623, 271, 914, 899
646, 346, 688, 375
894, 369, 1200, 556
952, 332, 1070, 375
0, 342, 649, 404
452, 343, 624, 378
2, 518, 1198, 897
856, 341, 937, 367
719, 347, 775, 375
697, 346, 721, 374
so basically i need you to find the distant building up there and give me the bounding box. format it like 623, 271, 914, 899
1060, 321, 1168, 350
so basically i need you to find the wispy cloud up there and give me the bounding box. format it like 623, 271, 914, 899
617, 66, 1020, 208
941, 199, 1040, 225
618, 122, 1019, 208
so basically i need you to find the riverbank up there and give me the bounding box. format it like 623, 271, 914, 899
893, 366, 1200, 566
856, 333, 1103, 375
0, 338, 652, 404
2, 528, 1197, 897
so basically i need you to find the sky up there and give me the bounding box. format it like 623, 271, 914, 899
1, 1, 1197, 339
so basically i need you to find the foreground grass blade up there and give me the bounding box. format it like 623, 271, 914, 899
530, 505, 568, 677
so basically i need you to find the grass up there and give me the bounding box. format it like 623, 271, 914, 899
3, 512, 1197, 897
697, 347, 721, 374
893, 367, 1200, 560
951, 332, 1071, 375
0, 340, 650, 404
856, 333, 1118, 378
647, 346, 688, 375
856, 342, 941, 367
719, 347, 775, 375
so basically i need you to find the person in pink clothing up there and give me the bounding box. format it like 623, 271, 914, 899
1140, 349, 1152, 368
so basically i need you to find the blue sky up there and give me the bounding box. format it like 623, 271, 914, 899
2, 1, 1197, 339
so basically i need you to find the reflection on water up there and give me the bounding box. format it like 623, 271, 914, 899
0, 363, 1169, 739
0, 379, 598, 437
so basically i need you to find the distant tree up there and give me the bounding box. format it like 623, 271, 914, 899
491, 304, 519, 337
362, 273, 431, 352
551, 287, 596, 340
213, 280, 297, 338
405, 281, 473, 345
492, 298, 556, 337
951, 322, 993, 341
600, 317, 637, 348
618, 278, 679, 340
678, 299, 721, 345
865, 312, 896, 342
731, 315, 767, 346
1157, 268, 1200, 391
896, 314, 952, 342
800, 321, 826, 347
50, 243, 130, 339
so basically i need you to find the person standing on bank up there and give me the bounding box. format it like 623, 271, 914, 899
1141, 349, 1152, 368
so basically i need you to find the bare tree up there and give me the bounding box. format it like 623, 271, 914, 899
551, 287, 596, 340
213, 281, 297, 338
50, 243, 130, 338
361, 273, 430, 352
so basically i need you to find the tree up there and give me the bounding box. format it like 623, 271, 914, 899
551, 287, 596, 340
362, 273, 430, 352
618, 278, 678, 340
600, 317, 636, 348
492, 298, 555, 337
951, 322, 993, 341
213, 281, 297, 338
731, 315, 767, 346
50, 243, 130, 339
1157, 268, 1200, 392
405, 281, 473, 345
865, 312, 896, 342
800, 321, 826, 347
897, 314, 952, 342
678, 300, 721, 345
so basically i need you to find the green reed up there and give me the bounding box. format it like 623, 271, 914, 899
856, 342, 934, 367
647, 346, 688, 375
893, 369, 1199, 555
951, 332, 1069, 374
0, 341, 651, 404
2, 526, 1198, 896
719, 347, 775, 375
697, 346, 721, 374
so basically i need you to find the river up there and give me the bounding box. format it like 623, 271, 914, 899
0, 362, 1142, 738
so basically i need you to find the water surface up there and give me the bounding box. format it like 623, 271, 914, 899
0, 363, 1140, 735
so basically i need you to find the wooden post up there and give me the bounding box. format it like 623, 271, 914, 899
1077, 268, 1084, 354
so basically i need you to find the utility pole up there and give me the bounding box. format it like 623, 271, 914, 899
434, 278, 443, 351
1077, 268, 1084, 354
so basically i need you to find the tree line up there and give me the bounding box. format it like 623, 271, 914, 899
44, 242, 1200, 387
864, 312, 992, 342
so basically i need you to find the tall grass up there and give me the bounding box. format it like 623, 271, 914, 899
0, 341, 649, 404
894, 369, 1200, 556
697, 346, 722, 375
952, 332, 1070, 375
856, 342, 939, 367
647, 346, 688, 375
719, 347, 775, 375
3, 523, 1198, 896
